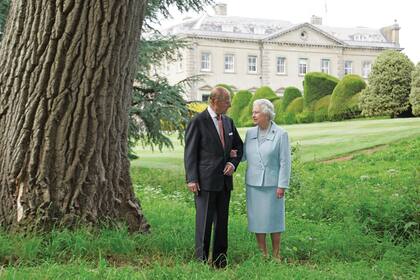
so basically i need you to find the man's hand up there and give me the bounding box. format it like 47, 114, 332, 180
223, 163, 235, 176
188, 182, 200, 194
276, 188, 285, 199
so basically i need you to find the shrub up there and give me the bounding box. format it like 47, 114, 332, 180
273, 99, 284, 124
329, 75, 366, 120
315, 95, 331, 111
409, 62, 420, 116
286, 97, 304, 114
360, 50, 414, 117
304, 72, 339, 108
283, 112, 297, 124
187, 102, 207, 117
314, 108, 329, 122
228, 90, 252, 125
282, 87, 302, 111
296, 110, 314, 123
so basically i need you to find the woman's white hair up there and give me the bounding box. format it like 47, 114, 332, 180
253, 99, 275, 121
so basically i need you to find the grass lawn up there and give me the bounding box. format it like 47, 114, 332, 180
131, 117, 420, 169
1, 118, 419, 279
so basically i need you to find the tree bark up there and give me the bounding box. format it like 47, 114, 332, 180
0, 0, 149, 232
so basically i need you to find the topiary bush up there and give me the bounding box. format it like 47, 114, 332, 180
360, 50, 414, 117
304, 72, 339, 109
296, 110, 314, 123
286, 97, 304, 114
228, 90, 252, 126
329, 74, 366, 120
409, 62, 420, 116
273, 99, 284, 124
282, 87, 302, 111
241, 86, 279, 126
283, 112, 297, 124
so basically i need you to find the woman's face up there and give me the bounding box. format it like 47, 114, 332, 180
252, 105, 269, 127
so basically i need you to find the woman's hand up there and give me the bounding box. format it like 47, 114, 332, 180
276, 188, 285, 199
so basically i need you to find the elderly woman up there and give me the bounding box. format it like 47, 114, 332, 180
243, 98, 291, 259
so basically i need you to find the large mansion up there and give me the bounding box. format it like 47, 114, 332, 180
158, 3, 402, 101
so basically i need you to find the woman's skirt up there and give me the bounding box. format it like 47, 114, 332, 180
246, 185, 285, 233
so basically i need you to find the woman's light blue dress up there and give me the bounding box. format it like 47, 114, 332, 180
243, 122, 291, 233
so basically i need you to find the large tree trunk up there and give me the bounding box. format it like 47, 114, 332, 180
0, 0, 149, 232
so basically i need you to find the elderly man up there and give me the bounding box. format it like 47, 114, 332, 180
184, 86, 243, 268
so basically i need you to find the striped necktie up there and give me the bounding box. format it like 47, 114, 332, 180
217, 114, 225, 148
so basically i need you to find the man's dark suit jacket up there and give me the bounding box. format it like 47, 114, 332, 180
184, 109, 243, 191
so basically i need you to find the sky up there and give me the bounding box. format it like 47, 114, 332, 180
158, 0, 420, 64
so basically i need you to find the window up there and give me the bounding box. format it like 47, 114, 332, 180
362, 61, 371, 78
201, 52, 211, 71
321, 59, 330, 74
344, 60, 352, 75
248, 55, 257, 73
299, 58, 308, 76
224, 54, 235, 73
276, 57, 286, 74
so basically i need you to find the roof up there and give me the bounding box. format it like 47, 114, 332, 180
162, 14, 400, 49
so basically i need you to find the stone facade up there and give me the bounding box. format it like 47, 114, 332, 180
158, 5, 401, 101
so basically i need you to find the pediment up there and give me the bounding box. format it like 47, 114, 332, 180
265, 23, 344, 46
199, 85, 213, 91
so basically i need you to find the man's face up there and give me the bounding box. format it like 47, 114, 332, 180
212, 93, 231, 115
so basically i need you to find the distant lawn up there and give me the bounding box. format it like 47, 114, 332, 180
131, 117, 420, 170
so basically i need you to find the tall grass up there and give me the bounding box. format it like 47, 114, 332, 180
1, 134, 419, 279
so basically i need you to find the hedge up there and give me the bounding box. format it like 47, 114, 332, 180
286, 97, 304, 114
304, 72, 339, 108
228, 90, 252, 125
282, 87, 302, 111
329, 74, 366, 120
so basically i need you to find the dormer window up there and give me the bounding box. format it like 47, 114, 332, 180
254, 27, 265, 34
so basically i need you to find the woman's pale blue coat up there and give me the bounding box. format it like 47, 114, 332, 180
243, 122, 291, 188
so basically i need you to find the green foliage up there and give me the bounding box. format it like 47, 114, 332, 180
360, 50, 415, 117
248, 86, 279, 110
0, 0, 10, 39
129, 0, 213, 155
409, 62, 420, 116
329, 75, 366, 120
314, 95, 331, 111
273, 99, 284, 124
2, 136, 420, 278
303, 72, 339, 108
130, 75, 189, 156
283, 112, 297, 124
296, 110, 314, 123
286, 96, 304, 114
282, 87, 302, 111
314, 108, 329, 122
228, 90, 252, 126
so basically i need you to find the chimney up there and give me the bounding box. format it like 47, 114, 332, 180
310, 15, 322, 25
213, 3, 227, 16
380, 20, 400, 45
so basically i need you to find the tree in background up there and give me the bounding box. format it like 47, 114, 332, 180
409, 63, 420, 116
130, 0, 213, 155
360, 50, 414, 117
